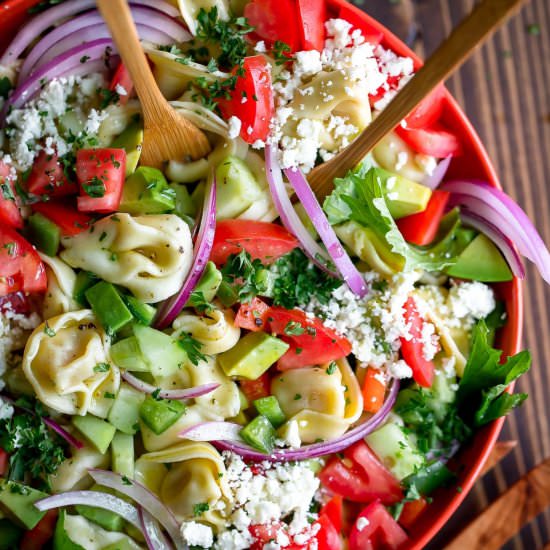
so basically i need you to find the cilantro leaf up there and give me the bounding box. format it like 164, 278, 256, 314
457, 320, 530, 426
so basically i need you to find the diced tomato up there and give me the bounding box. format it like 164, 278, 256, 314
0, 448, 8, 476
217, 56, 274, 144
244, 0, 301, 51
20, 510, 58, 550
320, 495, 344, 533
31, 201, 92, 237
397, 190, 450, 246
234, 297, 271, 332
297, 0, 327, 51
239, 372, 271, 402
76, 148, 126, 213
26, 151, 78, 197
319, 442, 403, 505
338, 4, 384, 45
395, 123, 462, 158
110, 62, 133, 105
349, 501, 409, 550
361, 367, 387, 414
404, 85, 446, 129
399, 297, 435, 387
211, 220, 298, 266
315, 513, 342, 550
398, 497, 428, 530
0, 291, 32, 315
0, 161, 23, 228
249, 522, 309, 550
266, 307, 352, 370
0, 225, 47, 296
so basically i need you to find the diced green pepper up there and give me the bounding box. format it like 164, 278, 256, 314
85, 282, 133, 334
253, 396, 286, 428
139, 396, 186, 435
73, 271, 99, 307
240, 415, 275, 454
27, 212, 60, 256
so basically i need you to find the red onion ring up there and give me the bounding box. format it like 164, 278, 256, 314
0, 0, 179, 65
42, 417, 84, 450
155, 174, 217, 329
35, 490, 142, 530
122, 370, 220, 400
283, 165, 368, 298
139, 507, 173, 550
265, 144, 338, 277
422, 155, 451, 190
459, 209, 525, 279
88, 469, 184, 550
180, 379, 399, 462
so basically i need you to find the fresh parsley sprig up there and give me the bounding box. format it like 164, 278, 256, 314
178, 333, 207, 366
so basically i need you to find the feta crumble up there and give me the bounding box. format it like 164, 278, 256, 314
180, 521, 214, 548
228, 116, 242, 139
356, 516, 370, 531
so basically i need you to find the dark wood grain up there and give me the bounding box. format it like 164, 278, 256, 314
352, 1, 550, 548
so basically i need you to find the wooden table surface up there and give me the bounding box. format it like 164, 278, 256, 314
351, 1, 550, 548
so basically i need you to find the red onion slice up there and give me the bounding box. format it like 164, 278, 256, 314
122, 370, 219, 400
35, 490, 142, 530
459, 209, 525, 279
265, 144, 338, 277
423, 155, 451, 190
283, 165, 368, 297
155, 175, 217, 329
0, 0, 179, 65
42, 417, 84, 449
139, 507, 173, 550
88, 469, 184, 550
180, 379, 399, 462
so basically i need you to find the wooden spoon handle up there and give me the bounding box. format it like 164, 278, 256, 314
309, 0, 528, 199
96, 0, 167, 121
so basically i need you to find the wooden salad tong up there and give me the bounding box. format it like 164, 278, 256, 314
308, 0, 529, 201
96, 0, 211, 168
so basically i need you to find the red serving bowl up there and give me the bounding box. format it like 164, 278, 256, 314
0, 1, 523, 548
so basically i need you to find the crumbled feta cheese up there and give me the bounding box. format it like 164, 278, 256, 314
356, 516, 370, 531
0, 396, 14, 420
448, 282, 496, 324
180, 521, 214, 548
388, 359, 413, 379
395, 151, 408, 171
114, 83, 128, 96
254, 40, 267, 53
227, 116, 242, 139
295, 50, 323, 77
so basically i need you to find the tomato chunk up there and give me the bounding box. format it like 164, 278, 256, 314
297, 0, 327, 51
234, 297, 271, 332
398, 497, 428, 530
239, 372, 271, 402
320, 495, 344, 533
315, 513, 342, 550
266, 307, 351, 370
26, 151, 78, 197
404, 85, 446, 129
110, 62, 133, 105
20, 510, 58, 550
399, 297, 435, 387
361, 367, 387, 414
0, 161, 23, 228
0, 225, 47, 296
31, 201, 92, 236
211, 220, 298, 266
76, 148, 126, 213
217, 56, 274, 144
397, 190, 450, 246
396, 123, 462, 158
349, 501, 409, 550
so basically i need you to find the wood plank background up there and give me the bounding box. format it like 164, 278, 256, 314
350, 1, 550, 548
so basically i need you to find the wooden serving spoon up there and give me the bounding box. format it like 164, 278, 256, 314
96, 0, 211, 168
308, 0, 529, 201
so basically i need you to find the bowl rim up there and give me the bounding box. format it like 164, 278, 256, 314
0, 0, 524, 548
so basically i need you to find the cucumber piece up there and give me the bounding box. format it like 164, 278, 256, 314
132, 324, 187, 378
107, 384, 145, 435
75, 485, 124, 532
110, 336, 150, 372
121, 295, 156, 326
53, 511, 86, 550
366, 421, 425, 481
139, 396, 186, 435
28, 212, 60, 256
111, 432, 135, 478
72, 415, 116, 454
73, 271, 99, 307
111, 120, 143, 176
239, 415, 275, 454
253, 396, 286, 428
0, 480, 47, 530
85, 282, 133, 334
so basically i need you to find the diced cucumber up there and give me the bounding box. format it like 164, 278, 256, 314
0, 480, 47, 530
111, 432, 135, 478
139, 396, 186, 435
110, 336, 150, 372
121, 295, 156, 326
253, 396, 286, 428
28, 212, 60, 256
53, 510, 86, 550
366, 421, 425, 481
72, 415, 116, 454
240, 415, 275, 454
111, 120, 143, 176
85, 282, 133, 334
132, 324, 187, 378
75, 484, 124, 532
73, 271, 99, 307
107, 384, 145, 435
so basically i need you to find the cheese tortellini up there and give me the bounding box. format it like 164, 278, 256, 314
38, 253, 79, 319
176, 0, 230, 35
22, 310, 119, 417
60, 213, 193, 303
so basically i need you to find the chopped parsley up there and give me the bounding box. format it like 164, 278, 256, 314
221, 250, 271, 303
188, 290, 215, 313
121, 476, 133, 486
44, 322, 56, 337
326, 362, 337, 375
82, 176, 106, 198
178, 333, 207, 366
98, 88, 120, 109
273, 41, 295, 65
151, 388, 162, 401
193, 502, 210, 516
0, 181, 16, 202
2, 242, 15, 256
284, 321, 305, 336
93, 363, 110, 373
